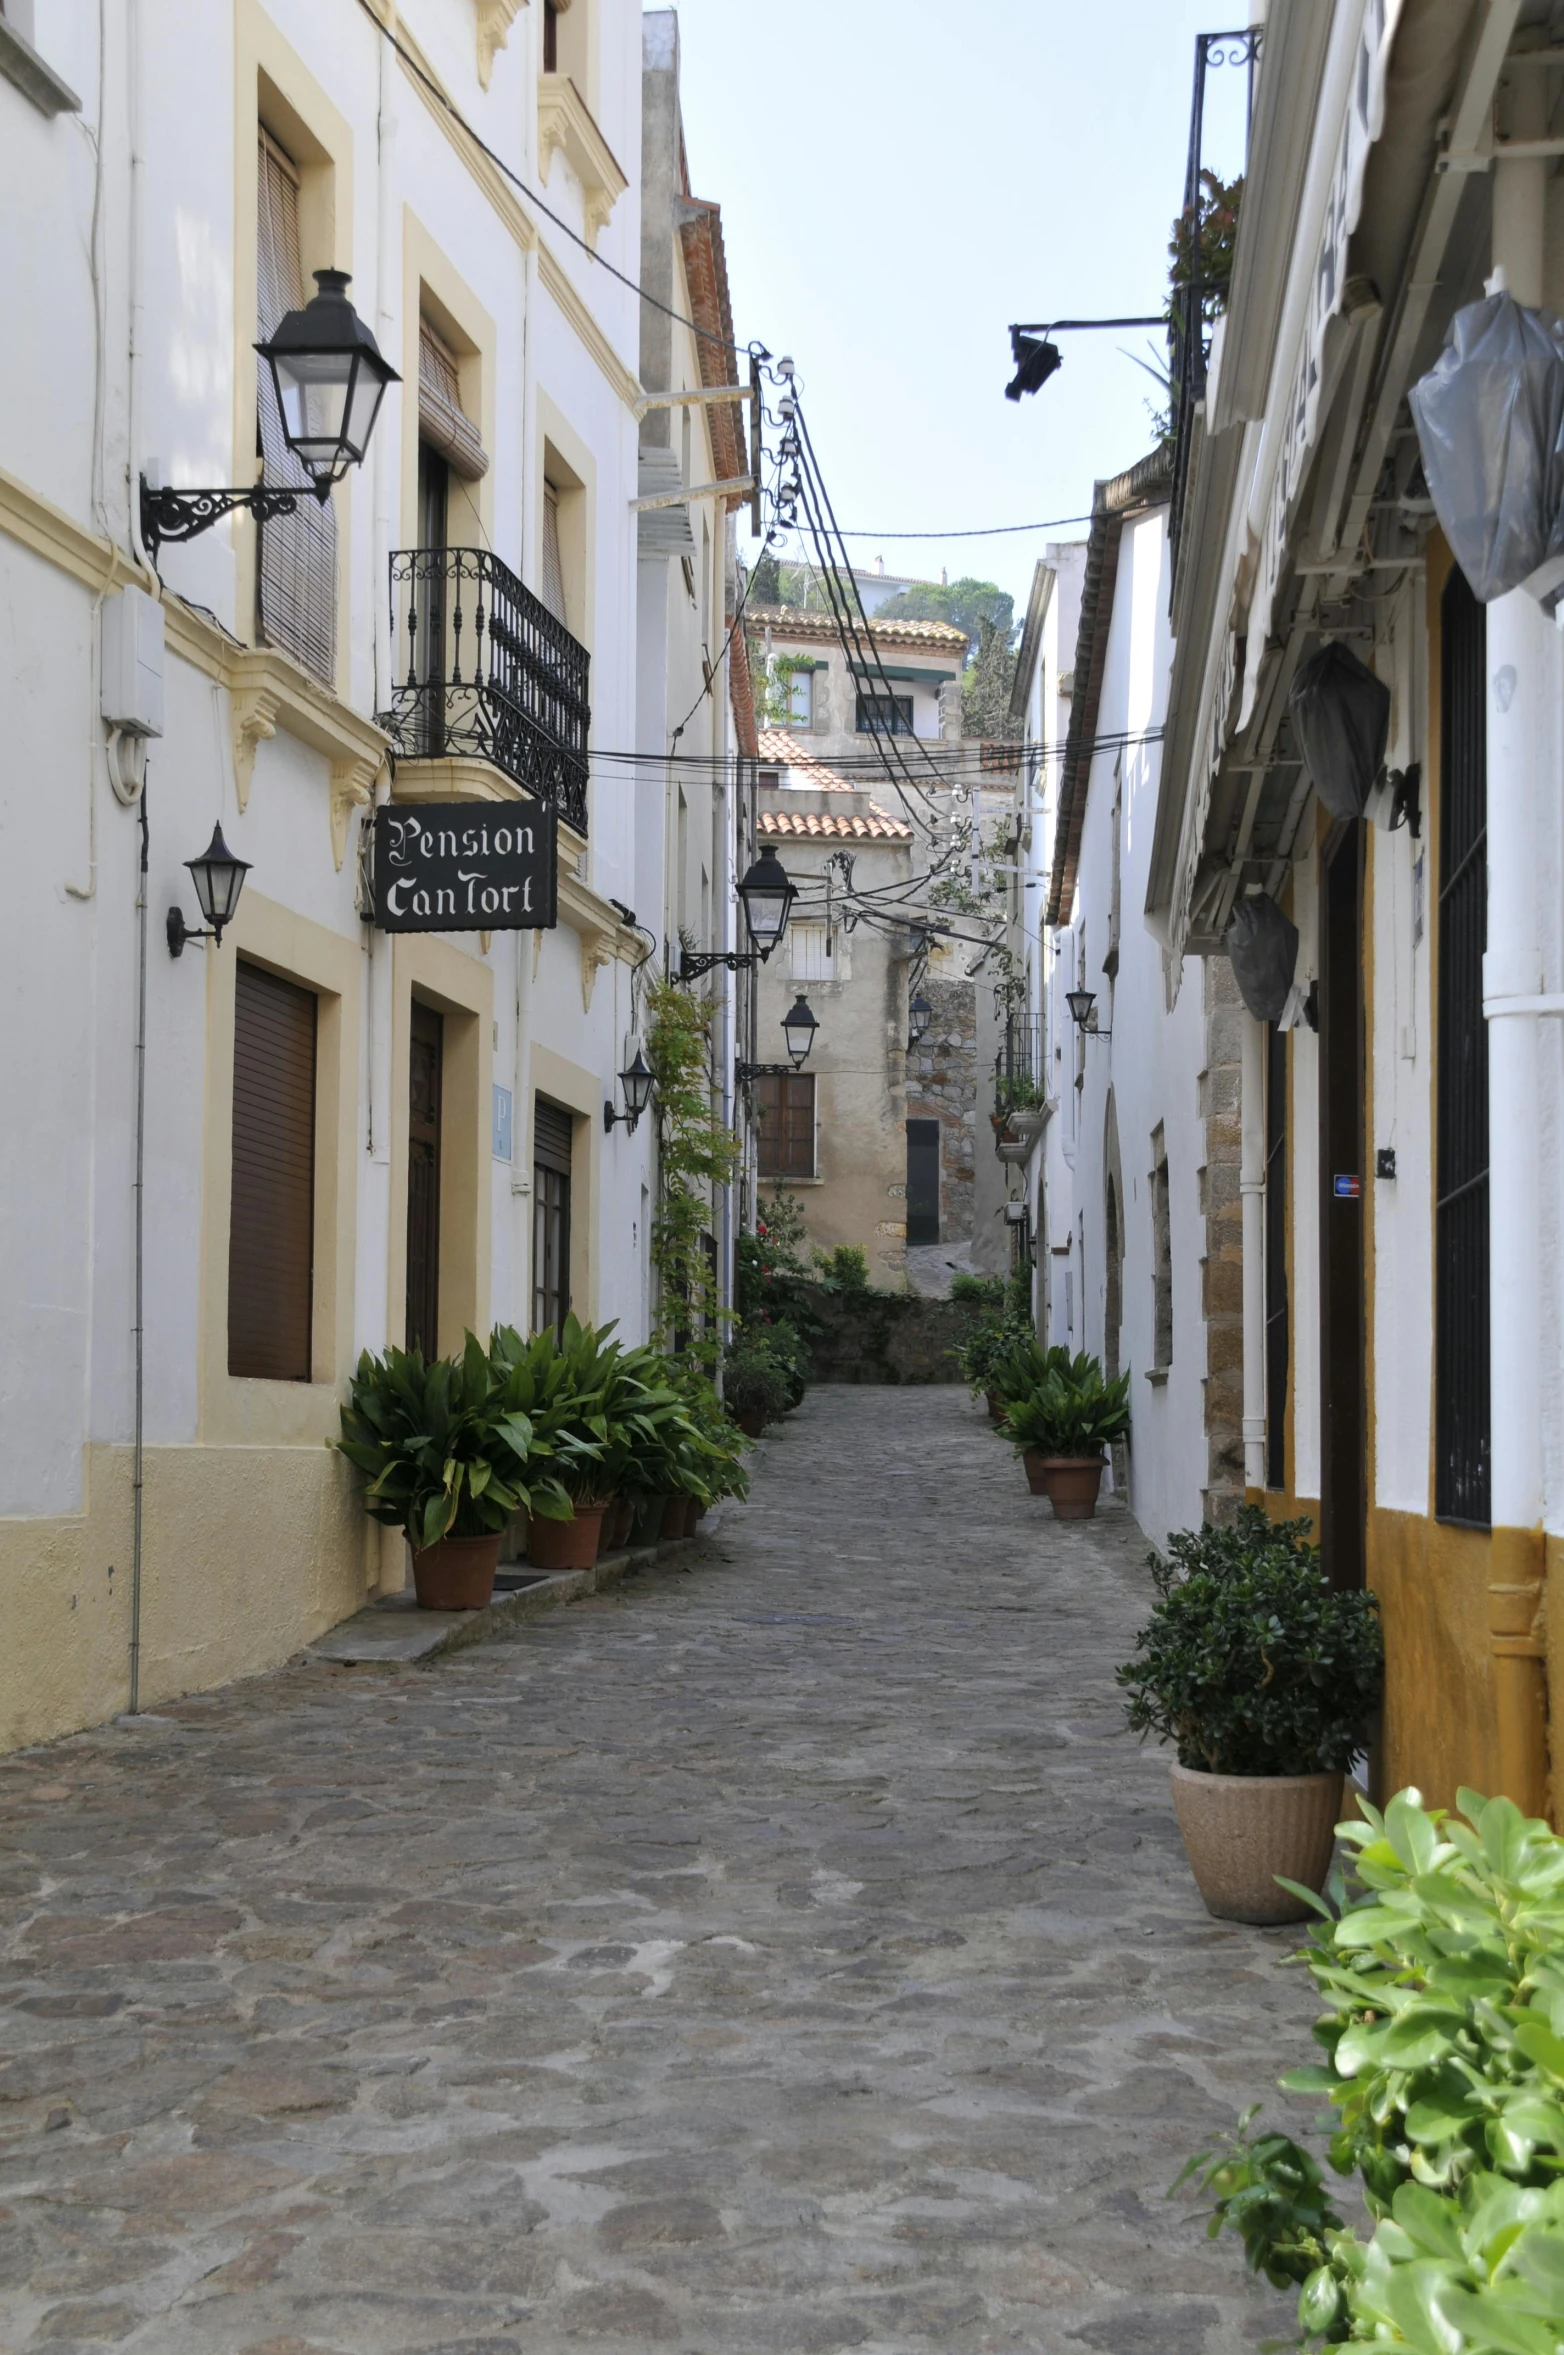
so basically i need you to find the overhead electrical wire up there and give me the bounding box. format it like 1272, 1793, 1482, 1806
821, 514, 1095, 541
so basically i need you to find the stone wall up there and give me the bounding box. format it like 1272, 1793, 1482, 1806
804, 1291, 989, 1385
905, 974, 978, 1247
1198, 958, 1246, 1524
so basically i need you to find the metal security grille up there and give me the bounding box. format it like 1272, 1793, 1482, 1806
1436, 567, 1490, 1526
1264, 1019, 1288, 1491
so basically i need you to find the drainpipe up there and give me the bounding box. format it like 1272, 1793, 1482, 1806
1483, 114, 1551, 1818
1240, 1010, 1266, 1493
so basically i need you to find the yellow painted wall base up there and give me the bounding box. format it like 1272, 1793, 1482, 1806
0, 1444, 372, 1753
1367, 1508, 1500, 1812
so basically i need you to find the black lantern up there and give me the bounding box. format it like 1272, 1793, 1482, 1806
603, 1047, 655, 1134
736, 844, 799, 959
258, 271, 399, 494
167, 823, 252, 957
908, 989, 933, 1046
782, 993, 819, 1069
1065, 988, 1096, 1028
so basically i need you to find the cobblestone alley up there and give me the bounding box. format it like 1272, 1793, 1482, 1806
1, 1388, 1315, 2355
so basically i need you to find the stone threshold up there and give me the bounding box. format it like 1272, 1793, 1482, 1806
309, 1514, 727, 1669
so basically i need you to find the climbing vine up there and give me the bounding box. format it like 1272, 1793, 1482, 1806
645, 976, 739, 1368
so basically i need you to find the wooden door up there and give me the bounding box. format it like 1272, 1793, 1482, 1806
1319, 826, 1366, 1589
533, 1097, 573, 1340
906, 1118, 940, 1245
406, 1001, 443, 1357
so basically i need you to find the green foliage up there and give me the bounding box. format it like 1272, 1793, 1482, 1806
1169, 168, 1244, 326
995, 1071, 1048, 1115
999, 1349, 1131, 1458
723, 1337, 792, 1421
1173, 2108, 1343, 2293
1006, 1256, 1034, 1325
1179, 1789, 1564, 2349
875, 576, 1015, 656
334, 1332, 576, 1548
954, 1315, 1034, 1393
812, 1244, 871, 1294
1117, 1505, 1383, 1777
949, 1272, 1007, 1308
737, 1192, 818, 1401
645, 976, 739, 1367
961, 614, 1023, 744
488, 1317, 687, 1504
755, 650, 818, 729
749, 549, 782, 605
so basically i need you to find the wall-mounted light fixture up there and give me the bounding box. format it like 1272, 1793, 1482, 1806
167, 824, 252, 956
737, 994, 820, 1086
679, 846, 800, 981
907, 989, 933, 1047
141, 271, 398, 559
603, 1048, 655, 1134
1065, 987, 1111, 1039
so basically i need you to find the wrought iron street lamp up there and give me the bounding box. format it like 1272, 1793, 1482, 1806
679, 845, 799, 980
167, 823, 252, 956
603, 1048, 655, 1134
141, 270, 399, 559
781, 993, 818, 1069
1065, 986, 1111, 1039
908, 989, 933, 1047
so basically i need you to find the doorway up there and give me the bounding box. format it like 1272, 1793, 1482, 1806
406, 1000, 443, 1357
906, 1118, 940, 1245
533, 1096, 573, 1340
1318, 825, 1366, 1590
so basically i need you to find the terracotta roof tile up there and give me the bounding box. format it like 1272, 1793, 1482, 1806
756, 727, 851, 788
758, 806, 913, 841
746, 605, 968, 653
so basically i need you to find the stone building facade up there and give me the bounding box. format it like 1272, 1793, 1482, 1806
905, 966, 978, 1254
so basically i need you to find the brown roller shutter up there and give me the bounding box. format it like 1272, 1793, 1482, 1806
418, 322, 488, 482
229, 961, 317, 1379
256, 130, 338, 687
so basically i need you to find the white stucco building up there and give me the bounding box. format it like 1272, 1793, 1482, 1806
0, 0, 750, 1749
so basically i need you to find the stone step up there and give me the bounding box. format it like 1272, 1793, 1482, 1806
308, 1518, 727, 1668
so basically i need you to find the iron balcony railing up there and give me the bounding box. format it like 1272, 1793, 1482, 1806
994, 1011, 1044, 1117
381, 547, 591, 834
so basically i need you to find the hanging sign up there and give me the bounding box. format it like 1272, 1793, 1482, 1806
373, 801, 558, 932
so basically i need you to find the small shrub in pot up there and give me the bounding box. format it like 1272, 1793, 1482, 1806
1117, 1506, 1382, 1921
998, 1350, 1130, 1517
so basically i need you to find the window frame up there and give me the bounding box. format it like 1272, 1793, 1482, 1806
856, 691, 914, 737
755, 1072, 817, 1180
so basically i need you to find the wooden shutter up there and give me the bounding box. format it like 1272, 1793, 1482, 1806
256, 130, 338, 687
229, 962, 316, 1380
418, 322, 488, 482
755, 1073, 814, 1179
541, 488, 567, 624
533, 1096, 574, 1173
532, 1097, 573, 1338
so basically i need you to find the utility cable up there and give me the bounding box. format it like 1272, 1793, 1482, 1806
822, 514, 1095, 541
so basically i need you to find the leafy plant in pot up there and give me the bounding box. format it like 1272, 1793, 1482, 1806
954, 1315, 1038, 1420
334, 1334, 573, 1608
488, 1315, 629, 1569
1116, 1507, 1382, 1923
724, 1337, 792, 1437
998, 1350, 1130, 1516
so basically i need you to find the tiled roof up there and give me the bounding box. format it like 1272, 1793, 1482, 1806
746, 605, 968, 653
759, 806, 914, 841
755, 729, 913, 840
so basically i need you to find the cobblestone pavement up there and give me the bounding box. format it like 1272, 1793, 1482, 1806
0, 1387, 1312, 2355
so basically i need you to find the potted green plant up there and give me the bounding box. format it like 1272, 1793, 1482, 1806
724, 1336, 793, 1437
334, 1333, 573, 1609
1176, 1787, 1564, 2346
998, 1350, 1130, 1515
954, 1315, 1038, 1419
1117, 1507, 1382, 1923
489, 1315, 621, 1569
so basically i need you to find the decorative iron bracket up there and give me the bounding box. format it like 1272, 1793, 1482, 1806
678, 947, 762, 982
140, 475, 322, 561
734, 1061, 797, 1085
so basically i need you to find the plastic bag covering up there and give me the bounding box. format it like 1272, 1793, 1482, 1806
1226, 893, 1299, 1026
1288, 641, 1389, 822
1408, 291, 1564, 603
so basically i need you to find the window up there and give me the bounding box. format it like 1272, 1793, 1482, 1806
906, 1118, 939, 1244
256, 130, 337, 687
1436, 565, 1490, 1524
1150, 1125, 1172, 1372
756, 1074, 815, 1179
406, 1002, 442, 1356
1264, 1020, 1289, 1490
787, 667, 814, 728
417, 320, 486, 482
543, 0, 558, 70
857, 692, 913, 737
534, 1096, 574, 1339
229, 962, 317, 1380
789, 922, 835, 984
541, 485, 567, 626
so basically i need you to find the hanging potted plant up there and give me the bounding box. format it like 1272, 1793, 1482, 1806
998, 1351, 1130, 1517
1116, 1507, 1383, 1923
334, 1333, 573, 1609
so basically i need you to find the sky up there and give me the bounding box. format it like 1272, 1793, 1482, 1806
666, 0, 1252, 618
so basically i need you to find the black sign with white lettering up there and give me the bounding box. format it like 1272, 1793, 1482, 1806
372, 801, 558, 932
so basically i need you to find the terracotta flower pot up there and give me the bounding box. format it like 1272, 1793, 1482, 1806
1039, 1455, 1105, 1519
1021, 1450, 1053, 1496
734, 1406, 767, 1439
1169, 1762, 1346, 1925
527, 1504, 606, 1572
410, 1531, 501, 1611
630, 1493, 669, 1547
600, 1497, 634, 1555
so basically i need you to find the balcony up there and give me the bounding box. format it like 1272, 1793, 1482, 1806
381, 548, 591, 835
993, 1012, 1048, 1161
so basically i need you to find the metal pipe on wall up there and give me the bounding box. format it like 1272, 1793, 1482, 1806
1240, 1010, 1267, 1493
